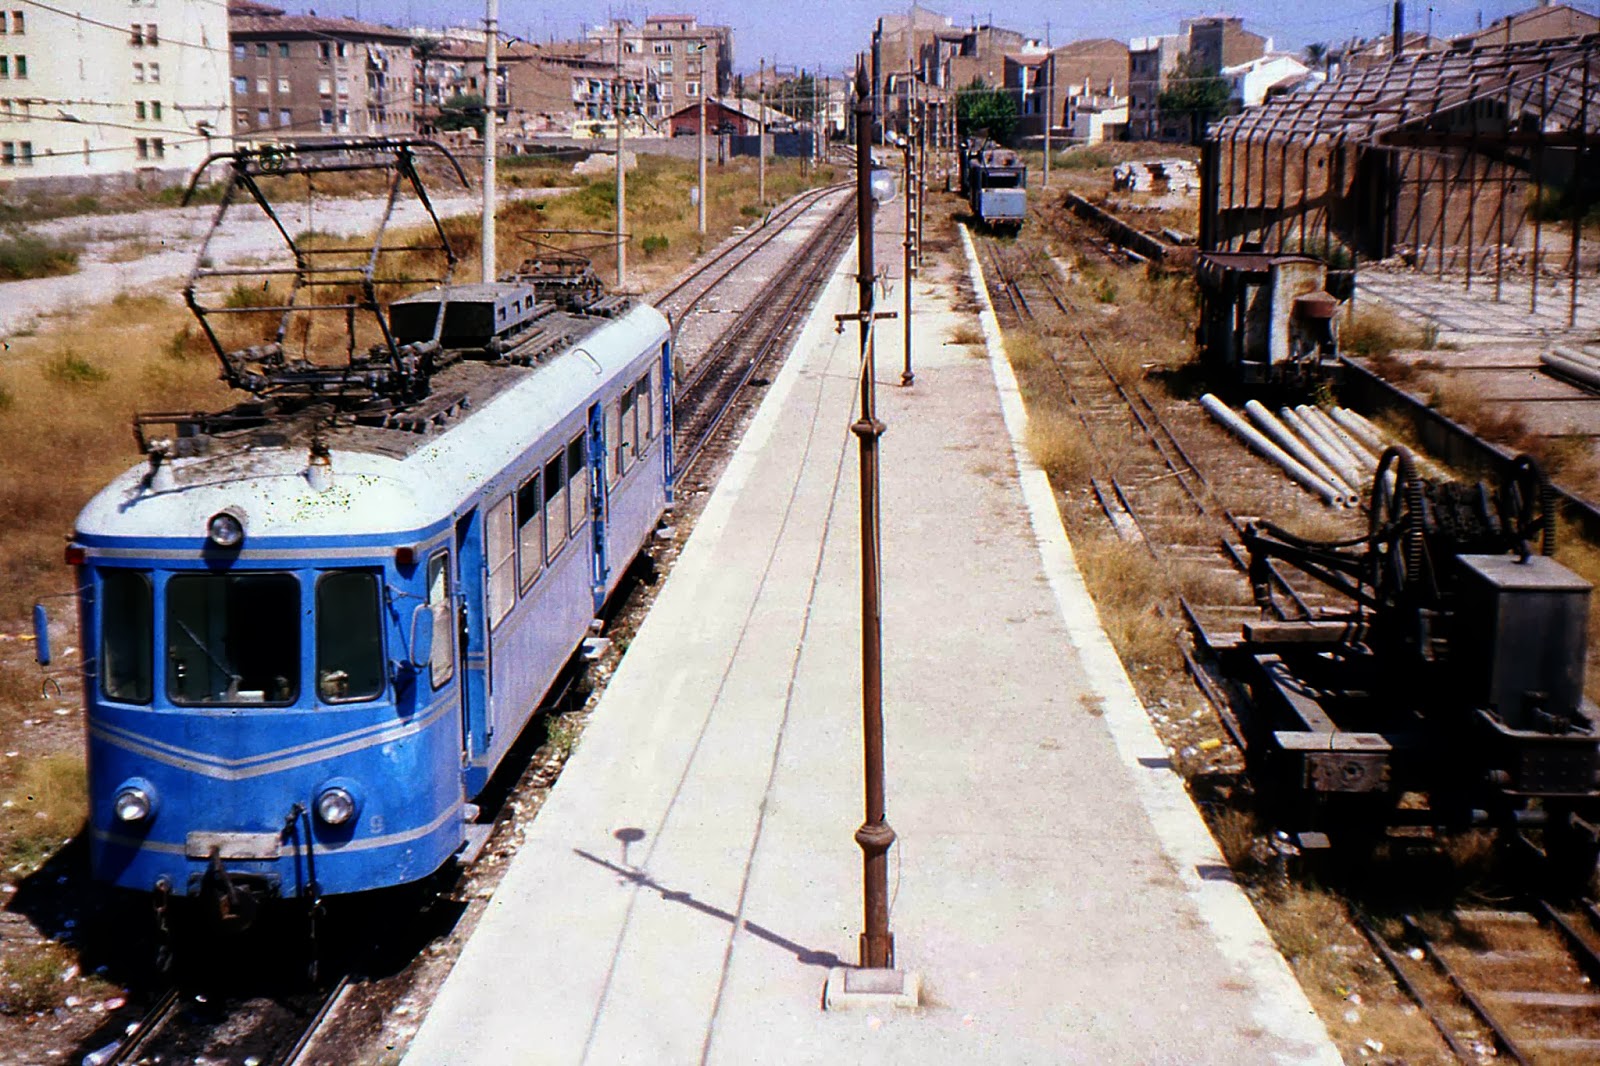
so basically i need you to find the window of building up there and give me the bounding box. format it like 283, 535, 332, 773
235, 108, 248, 126
336, 108, 348, 126
151, 138, 163, 158
337, 42, 349, 58
661, 82, 672, 99
318, 42, 331, 61
255, 42, 268, 58
135, 137, 148, 159
659, 59, 673, 75
146, 24, 158, 45
234, 75, 247, 95
278, 42, 290, 58
11, 54, 22, 79
146, 62, 158, 82
9, 11, 21, 35
135, 100, 146, 120
0, 140, 12, 164
256, 108, 268, 126
255, 76, 266, 92
132, 61, 143, 82
318, 76, 331, 95
653, 42, 672, 54
234, 42, 246, 60
320, 107, 333, 127
685, 80, 698, 98
130, 24, 144, 45
278, 108, 290, 126
11, 137, 23, 163
336, 76, 348, 96
277, 77, 290, 93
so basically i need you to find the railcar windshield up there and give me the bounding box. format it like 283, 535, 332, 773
167, 573, 300, 705
315, 571, 384, 703
100, 569, 153, 704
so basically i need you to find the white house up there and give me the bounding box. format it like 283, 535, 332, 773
1222, 53, 1313, 109
1, 0, 232, 190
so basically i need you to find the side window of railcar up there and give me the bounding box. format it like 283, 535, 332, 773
619, 385, 637, 473
606, 401, 622, 487
638, 370, 654, 446
566, 434, 588, 535
427, 552, 454, 689
544, 452, 565, 564
315, 571, 384, 703
486, 497, 516, 627
516, 474, 543, 591
100, 569, 152, 704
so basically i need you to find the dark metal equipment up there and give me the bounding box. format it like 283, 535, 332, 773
1223, 447, 1600, 884
1195, 251, 1345, 389
959, 138, 1026, 232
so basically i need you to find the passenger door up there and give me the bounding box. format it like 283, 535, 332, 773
454, 510, 492, 795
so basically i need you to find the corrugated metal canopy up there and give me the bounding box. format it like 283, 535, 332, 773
1210, 34, 1600, 144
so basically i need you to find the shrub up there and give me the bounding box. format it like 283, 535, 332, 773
641, 234, 669, 256
43, 352, 108, 387
224, 281, 276, 309
0, 232, 80, 281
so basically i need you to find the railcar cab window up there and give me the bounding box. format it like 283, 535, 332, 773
315, 571, 384, 702
619, 385, 637, 474
100, 569, 152, 704
487, 496, 516, 626
426, 552, 454, 689
167, 573, 299, 705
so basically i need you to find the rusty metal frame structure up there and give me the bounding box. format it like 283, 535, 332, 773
180, 138, 470, 403
1201, 35, 1599, 327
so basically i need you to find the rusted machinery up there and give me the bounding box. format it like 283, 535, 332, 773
1195, 251, 1344, 390
1217, 448, 1600, 884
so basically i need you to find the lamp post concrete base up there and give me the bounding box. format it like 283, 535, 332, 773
822, 967, 922, 1012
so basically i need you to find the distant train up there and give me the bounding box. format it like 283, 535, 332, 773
34, 142, 673, 930
960, 139, 1027, 231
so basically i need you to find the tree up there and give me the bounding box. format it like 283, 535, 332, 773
435, 92, 486, 134
1304, 42, 1329, 70
1157, 53, 1230, 145
956, 77, 1018, 143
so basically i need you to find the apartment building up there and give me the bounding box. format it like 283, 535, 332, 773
587, 15, 732, 125
1128, 16, 1269, 142
1007, 37, 1128, 142
228, 1, 414, 144
0, 0, 232, 190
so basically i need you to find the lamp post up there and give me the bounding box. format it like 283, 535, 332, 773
851, 61, 895, 972
758, 57, 766, 207
901, 83, 915, 388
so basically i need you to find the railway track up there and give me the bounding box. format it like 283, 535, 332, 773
654, 183, 849, 341
983, 212, 1600, 1063
101, 974, 349, 1066
975, 238, 1353, 734
1355, 900, 1600, 1064
672, 190, 856, 481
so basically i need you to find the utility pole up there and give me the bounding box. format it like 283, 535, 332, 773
758, 57, 766, 206
697, 45, 707, 236
481, 0, 498, 283
614, 23, 626, 289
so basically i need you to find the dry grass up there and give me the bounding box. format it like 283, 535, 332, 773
0, 754, 85, 876
0, 940, 76, 1016
946, 323, 984, 347
1341, 306, 1425, 359
1074, 533, 1180, 669
1025, 406, 1094, 486
0, 297, 232, 622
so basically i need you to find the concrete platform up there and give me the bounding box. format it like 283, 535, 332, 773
401, 222, 1339, 1065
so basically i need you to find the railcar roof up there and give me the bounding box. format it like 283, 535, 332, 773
76, 304, 669, 544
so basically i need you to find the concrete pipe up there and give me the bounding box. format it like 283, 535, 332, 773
1281, 406, 1366, 490
1330, 407, 1387, 455
1200, 394, 1350, 507
1308, 406, 1378, 469
1543, 349, 1600, 392
1244, 400, 1354, 496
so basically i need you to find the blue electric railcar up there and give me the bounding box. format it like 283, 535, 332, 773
60, 294, 672, 909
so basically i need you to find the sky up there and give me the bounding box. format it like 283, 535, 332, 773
304, 1, 1594, 74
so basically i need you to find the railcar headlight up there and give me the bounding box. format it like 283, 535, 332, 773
113, 783, 155, 823
206, 509, 245, 549
315, 786, 357, 826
